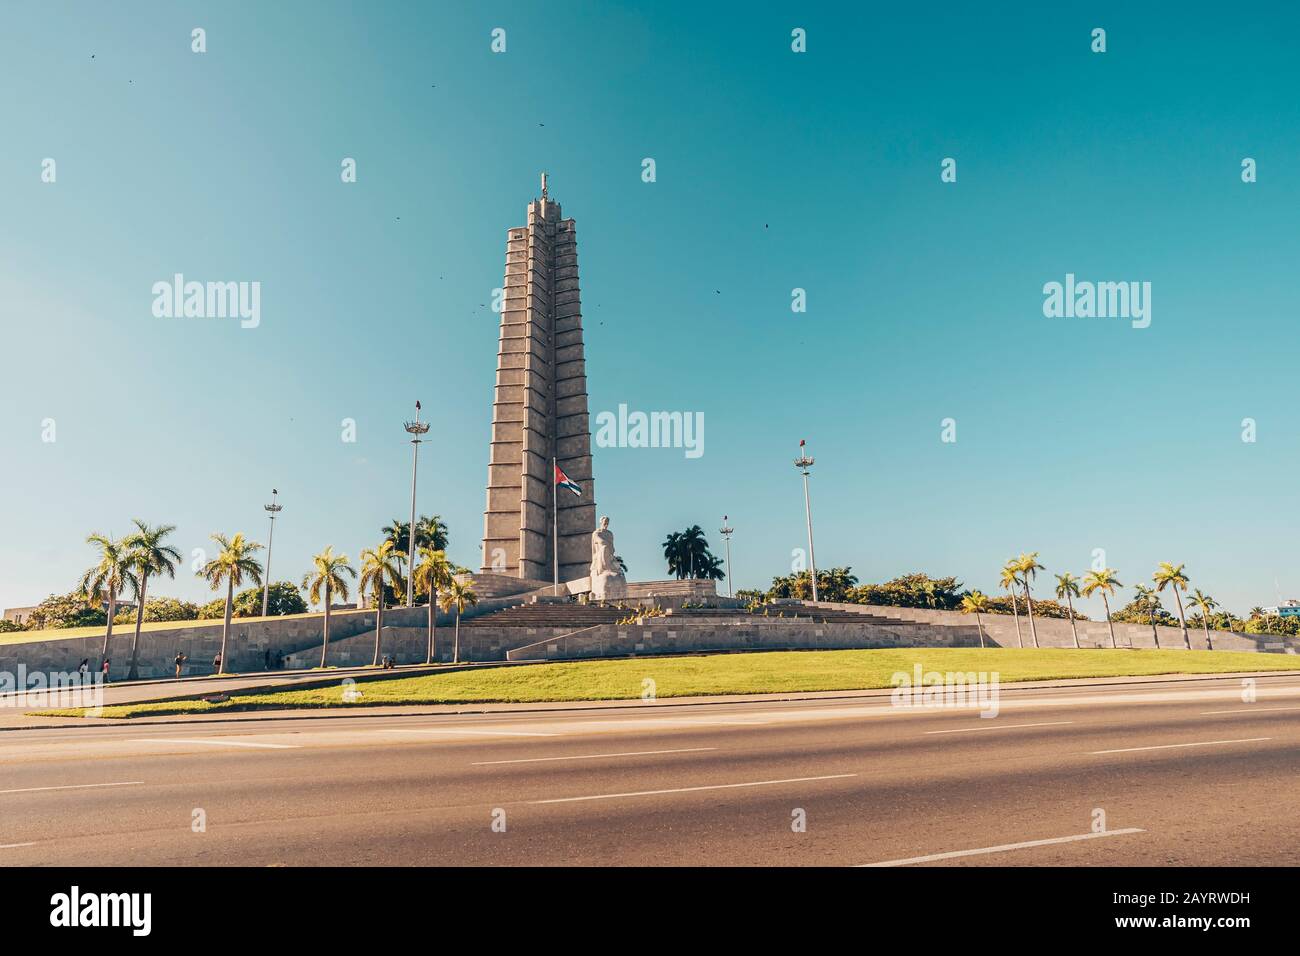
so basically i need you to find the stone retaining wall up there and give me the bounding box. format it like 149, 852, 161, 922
814, 602, 1300, 653
505, 618, 981, 661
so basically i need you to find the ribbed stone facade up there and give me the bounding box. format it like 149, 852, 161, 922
481, 183, 596, 581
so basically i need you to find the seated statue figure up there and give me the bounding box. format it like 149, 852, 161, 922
590, 516, 627, 600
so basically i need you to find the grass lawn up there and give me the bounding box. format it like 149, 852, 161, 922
35, 647, 1298, 719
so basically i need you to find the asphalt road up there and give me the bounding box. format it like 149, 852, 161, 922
2, 674, 1298, 866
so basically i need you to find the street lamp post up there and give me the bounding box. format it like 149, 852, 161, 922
403, 401, 430, 608
719, 515, 735, 598
261, 489, 282, 618
794, 440, 819, 602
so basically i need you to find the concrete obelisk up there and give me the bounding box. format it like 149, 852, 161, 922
481, 175, 596, 582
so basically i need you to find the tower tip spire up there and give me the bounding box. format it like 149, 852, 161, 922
541, 171, 548, 199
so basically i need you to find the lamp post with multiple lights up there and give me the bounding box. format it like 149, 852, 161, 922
794, 440, 819, 602
261, 489, 282, 618
719, 515, 735, 598
403, 402, 430, 608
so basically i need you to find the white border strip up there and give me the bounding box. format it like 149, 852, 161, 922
859, 828, 1145, 867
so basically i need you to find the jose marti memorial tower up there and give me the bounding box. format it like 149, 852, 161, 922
480, 175, 597, 583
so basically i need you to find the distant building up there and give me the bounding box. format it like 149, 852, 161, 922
1262, 599, 1300, 618
2, 606, 37, 626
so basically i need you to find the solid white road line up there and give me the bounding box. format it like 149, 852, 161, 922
1201, 706, 1300, 715
858, 828, 1145, 867
0, 780, 144, 796
381, 728, 562, 738
0, 843, 37, 849
1088, 737, 1271, 755
473, 747, 717, 766
925, 721, 1074, 735
530, 773, 857, 804
133, 738, 300, 749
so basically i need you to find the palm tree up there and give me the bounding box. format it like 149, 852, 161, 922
123, 520, 182, 680
414, 515, 450, 552
360, 540, 406, 666
198, 533, 264, 675
381, 518, 412, 583
960, 591, 990, 648
1249, 606, 1265, 620
302, 547, 355, 667
439, 578, 479, 664
1153, 562, 1192, 650
78, 532, 136, 669
412, 546, 453, 664
1054, 572, 1082, 649
999, 564, 1023, 648
1133, 584, 1161, 649
1015, 552, 1045, 648
1186, 588, 1219, 651
1081, 568, 1122, 648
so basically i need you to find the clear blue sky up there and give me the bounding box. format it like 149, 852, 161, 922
3, 1, 1298, 620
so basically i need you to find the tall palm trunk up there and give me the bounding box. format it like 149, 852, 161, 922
127, 575, 149, 680
1065, 594, 1080, 649
1203, 616, 1213, 651
218, 576, 233, 674
975, 611, 985, 649
426, 589, 437, 665
1173, 591, 1191, 650
320, 583, 332, 668
100, 594, 117, 667
1008, 589, 1023, 648
1103, 594, 1116, 648
372, 589, 384, 666
1149, 606, 1160, 649
453, 611, 461, 664
1023, 582, 1039, 648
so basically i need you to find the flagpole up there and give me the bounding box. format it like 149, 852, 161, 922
552, 456, 559, 595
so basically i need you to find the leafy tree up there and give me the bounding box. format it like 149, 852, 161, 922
1082, 568, 1123, 649
78, 532, 136, 666
849, 573, 962, 609
1152, 562, 1192, 650
768, 567, 860, 602
0, 620, 22, 633
123, 520, 182, 679
233, 581, 306, 618
1244, 614, 1300, 636
360, 540, 405, 666
29, 591, 107, 630
198, 533, 264, 675
197, 599, 226, 620
302, 546, 355, 667
438, 577, 479, 664
116, 597, 201, 624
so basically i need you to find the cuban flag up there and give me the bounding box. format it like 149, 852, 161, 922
555, 463, 581, 497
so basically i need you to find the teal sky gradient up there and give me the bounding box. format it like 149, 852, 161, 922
3, 2, 1299, 620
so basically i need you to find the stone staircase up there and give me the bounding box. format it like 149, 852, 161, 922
463, 603, 628, 628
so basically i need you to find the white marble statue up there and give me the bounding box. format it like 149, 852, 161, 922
590, 515, 627, 600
